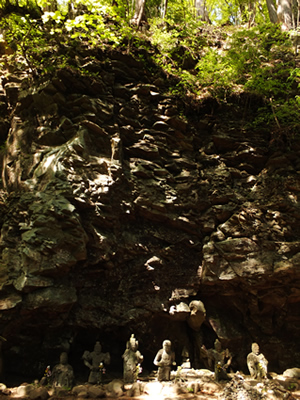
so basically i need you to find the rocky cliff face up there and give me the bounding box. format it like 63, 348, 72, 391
0, 45, 299, 382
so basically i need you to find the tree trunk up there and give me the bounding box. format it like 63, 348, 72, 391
161, 0, 168, 19
131, 0, 146, 26
194, 0, 210, 21
277, 0, 293, 30
248, 1, 256, 26
43, 0, 58, 12
266, 0, 279, 22
291, 0, 299, 28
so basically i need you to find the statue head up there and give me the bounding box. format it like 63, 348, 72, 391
187, 300, 206, 331
94, 341, 102, 354
163, 340, 171, 353
60, 352, 68, 365
251, 343, 260, 355
189, 300, 206, 316
129, 334, 138, 351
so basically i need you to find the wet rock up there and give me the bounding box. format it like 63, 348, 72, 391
88, 385, 106, 398
283, 368, 300, 378
125, 381, 144, 397
17, 384, 34, 396
29, 387, 50, 400
106, 379, 124, 397
72, 385, 89, 397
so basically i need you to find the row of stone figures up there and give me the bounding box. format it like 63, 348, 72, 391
40, 342, 109, 389
42, 336, 268, 389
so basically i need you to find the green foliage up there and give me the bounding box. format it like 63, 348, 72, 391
206, 0, 269, 25
165, 0, 195, 25
0, 1, 132, 74
288, 383, 297, 391
196, 47, 237, 95
195, 23, 298, 95
41, 3, 127, 47
168, 69, 198, 96
0, 0, 298, 132
206, 0, 240, 25
150, 18, 181, 51
251, 98, 300, 129
199, 23, 290, 88
150, 18, 206, 64
0, 13, 50, 73
65, 13, 116, 44
192, 23, 299, 129
245, 63, 293, 98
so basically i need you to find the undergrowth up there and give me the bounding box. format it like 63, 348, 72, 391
150, 21, 300, 129
0, 8, 299, 130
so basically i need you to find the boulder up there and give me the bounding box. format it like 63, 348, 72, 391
29, 387, 49, 400
283, 368, 300, 379
105, 380, 124, 397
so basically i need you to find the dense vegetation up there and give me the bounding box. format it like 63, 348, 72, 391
0, 0, 299, 131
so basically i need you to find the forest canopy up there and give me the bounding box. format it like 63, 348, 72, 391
0, 0, 299, 28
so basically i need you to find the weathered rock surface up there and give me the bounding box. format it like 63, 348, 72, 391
0, 45, 299, 382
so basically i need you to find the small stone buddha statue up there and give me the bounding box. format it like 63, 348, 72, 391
51, 352, 74, 389
153, 340, 176, 381
247, 343, 268, 379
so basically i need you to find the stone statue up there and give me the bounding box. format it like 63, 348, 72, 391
247, 343, 268, 379
206, 339, 232, 382
153, 340, 176, 381
122, 334, 143, 383
51, 352, 74, 389
82, 341, 111, 384
187, 300, 206, 331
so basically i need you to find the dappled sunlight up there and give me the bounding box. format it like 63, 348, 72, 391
142, 381, 178, 400
288, 193, 298, 203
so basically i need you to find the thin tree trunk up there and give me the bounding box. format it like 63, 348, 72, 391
131, 0, 146, 26
136, 0, 145, 26
266, 0, 279, 22
248, 0, 256, 26
161, 0, 168, 19
43, 0, 58, 12
194, 0, 209, 21
292, 0, 300, 28
277, 0, 293, 30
